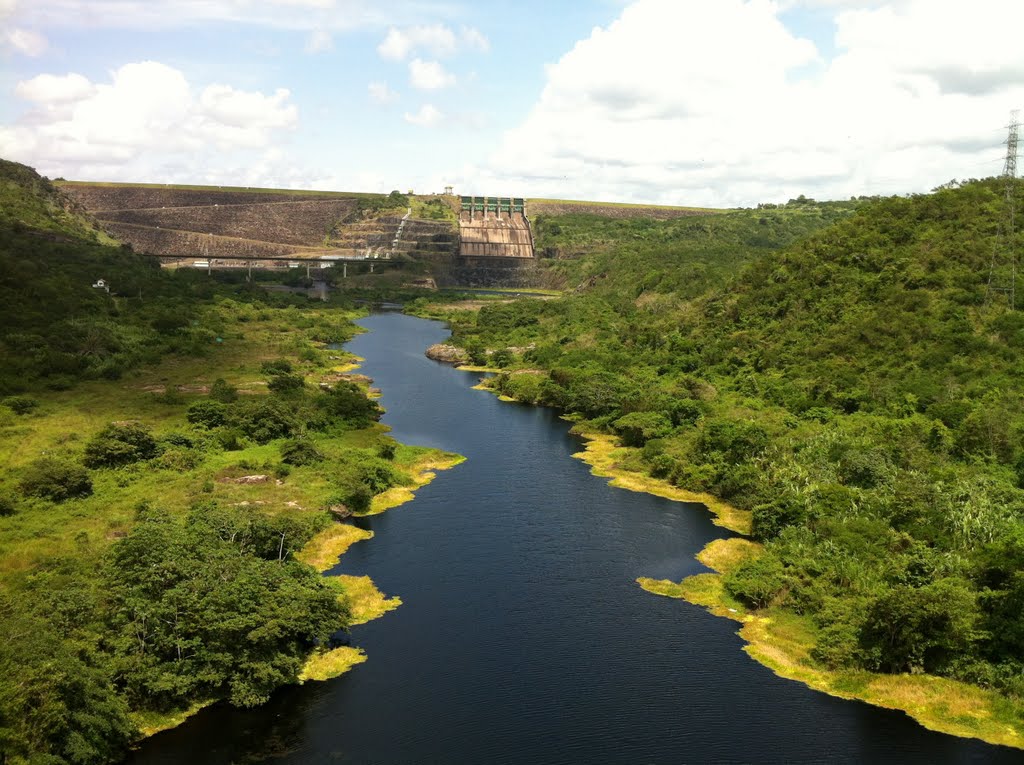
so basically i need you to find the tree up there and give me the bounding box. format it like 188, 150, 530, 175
490, 348, 514, 368
859, 579, 981, 674
0, 603, 136, 765
104, 506, 348, 711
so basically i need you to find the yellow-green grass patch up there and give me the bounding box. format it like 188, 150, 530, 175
296, 524, 373, 572
299, 646, 367, 682
131, 699, 217, 738
571, 432, 751, 535
696, 537, 763, 573
335, 574, 402, 625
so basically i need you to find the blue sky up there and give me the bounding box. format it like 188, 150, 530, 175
1, 0, 1022, 207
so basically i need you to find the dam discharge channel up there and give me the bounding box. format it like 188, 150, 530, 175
128, 312, 1016, 764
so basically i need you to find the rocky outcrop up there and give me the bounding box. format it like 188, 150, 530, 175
425, 344, 469, 364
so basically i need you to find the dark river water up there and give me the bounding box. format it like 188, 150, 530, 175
129, 312, 1018, 764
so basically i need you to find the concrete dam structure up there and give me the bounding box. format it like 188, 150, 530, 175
59, 181, 545, 287
458, 196, 535, 260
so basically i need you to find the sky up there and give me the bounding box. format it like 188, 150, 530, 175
1, 0, 1022, 207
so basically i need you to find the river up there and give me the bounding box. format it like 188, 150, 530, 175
128, 312, 1017, 764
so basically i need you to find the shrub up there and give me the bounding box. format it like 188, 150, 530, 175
496, 372, 544, 404
209, 378, 238, 403
280, 439, 323, 466
491, 348, 514, 368
328, 485, 372, 514
752, 494, 810, 541
0, 495, 16, 516
836, 445, 893, 489
2, 396, 38, 415
83, 422, 159, 468
668, 398, 703, 426
695, 419, 769, 465
230, 400, 296, 443
20, 458, 93, 501
317, 382, 381, 428
161, 432, 194, 448
217, 428, 244, 451
260, 359, 293, 375
724, 553, 788, 609
612, 411, 672, 447
187, 400, 227, 428
153, 448, 202, 472
267, 373, 305, 395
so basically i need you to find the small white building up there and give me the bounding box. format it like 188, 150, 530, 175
91, 278, 110, 292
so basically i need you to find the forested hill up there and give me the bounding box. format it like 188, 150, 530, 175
0, 159, 187, 395
0, 158, 112, 240
440, 178, 1024, 726
693, 179, 1022, 414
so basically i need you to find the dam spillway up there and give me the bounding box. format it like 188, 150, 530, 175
458, 196, 535, 260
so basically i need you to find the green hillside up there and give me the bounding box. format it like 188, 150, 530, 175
0, 161, 451, 764
429, 178, 1024, 741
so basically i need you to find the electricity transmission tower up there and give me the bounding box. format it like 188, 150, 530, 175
1005, 110, 1019, 179
987, 110, 1020, 308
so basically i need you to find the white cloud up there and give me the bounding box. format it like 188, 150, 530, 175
368, 80, 399, 105
4, 26, 47, 56
459, 25, 489, 53
404, 103, 442, 127
199, 84, 296, 131
15, 72, 95, 103
377, 23, 488, 60
1, 5, 47, 56
304, 28, 333, 53
379, 23, 455, 60
477, 0, 1024, 206
0, 61, 299, 179
408, 58, 455, 90
7, 0, 452, 33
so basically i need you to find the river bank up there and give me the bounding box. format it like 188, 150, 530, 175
467, 372, 1024, 751
134, 441, 463, 740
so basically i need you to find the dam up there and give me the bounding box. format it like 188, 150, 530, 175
458, 196, 535, 260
